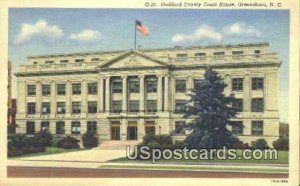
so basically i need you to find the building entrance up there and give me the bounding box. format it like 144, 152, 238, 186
127, 126, 137, 140
111, 126, 120, 140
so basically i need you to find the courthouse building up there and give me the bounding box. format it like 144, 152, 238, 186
15, 42, 281, 146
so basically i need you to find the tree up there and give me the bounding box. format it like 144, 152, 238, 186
182, 67, 239, 149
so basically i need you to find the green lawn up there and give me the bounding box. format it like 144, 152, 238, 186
9, 147, 86, 159
109, 150, 288, 165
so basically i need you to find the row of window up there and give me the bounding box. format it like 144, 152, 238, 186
231, 121, 264, 136
232, 98, 264, 112
33, 58, 100, 65
176, 50, 261, 59
26, 120, 156, 135
26, 121, 97, 135
26, 100, 158, 114
174, 120, 264, 136
232, 77, 264, 91
27, 97, 264, 115
27, 79, 188, 97
27, 77, 264, 98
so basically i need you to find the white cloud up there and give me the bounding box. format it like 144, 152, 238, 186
14, 20, 64, 45
223, 22, 261, 37
171, 25, 223, 43
69, 29, 102, 42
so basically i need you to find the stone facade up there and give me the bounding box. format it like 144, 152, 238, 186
15, 42, 281, 146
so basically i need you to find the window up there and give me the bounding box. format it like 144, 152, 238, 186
42, 85, 51, 96
57, 102, 66, 114
232, 99, 243, 112
232, 51, 244, 59
57, 84, 66, 95
33, 61, 38, 65
177, 54, 187, 60
41, 121, 50, 131
175, 100, 186, 113
71, 121, 81, 135
60, 60, 69, 64
87, 121, 97, 134
129, 101, 139, 112
42, 102, 51, 114
146, 100, 157, 112
146, 77, 157, 92
27, 103, 36, 114
26, 121, 35, 134
251, 98, 264, 112
112, 101, 122, 113
45, 60, 54, 64
88, 101, 97, 113
213, 52, 225, 60
75, 59, 84, 63
91, 58, 99, 62
231, 121, 243, 135
72, 102, 81, 114
88, 83, 97, 94
145, 121, 155, 135
56, 121, 65, 134
254, 50, 261, 57
27, 85, 36, 96
112, 80, 122, 93
129, 79, 140, 93
72, 83, 81, 94
252, 78, 264, 90
251, 121, 263, 135
175, 80, 186, 93
232, 78, 243, 91
195, 53, 206, 60
175, 121, 186, 134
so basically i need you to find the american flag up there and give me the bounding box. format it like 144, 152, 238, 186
136, 20, 149, 36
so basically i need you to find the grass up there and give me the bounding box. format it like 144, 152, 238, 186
109, 150, 289, 165
9, 147, 87, 159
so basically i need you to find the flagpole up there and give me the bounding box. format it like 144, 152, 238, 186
134, 20, 137, 50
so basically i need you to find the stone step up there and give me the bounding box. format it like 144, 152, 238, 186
98, 140, 139, 150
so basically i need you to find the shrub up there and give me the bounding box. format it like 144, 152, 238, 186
273, 138, 289, 150
251, 139, 269, 149
82, 132, 99, 148
141, 134, 173, 148
33, 130, 53, 147
58, 136, 80, 149
8, 134, 32, 149
7, 134, 46, 157
232, 140, 250, 149
50, 138, 63, 147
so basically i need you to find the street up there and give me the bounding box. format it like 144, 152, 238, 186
7, 166, 289, 178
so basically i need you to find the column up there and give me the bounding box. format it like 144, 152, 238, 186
187, 76, 193, 93
105, 77, 110, 112
66, 81, 72, 115
122, 76, 127, 112
157, 75, 163, 112
139, 75, 145, 112
244, 73, 251, 112
98, 78, 104, 112
36, 81, 41, 115
224, 74, 231, 96
164, 75, 169, 111
50, 81, 56, 117
81, 80, 87, 113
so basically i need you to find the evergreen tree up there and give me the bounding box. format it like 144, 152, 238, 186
182, 67, 239, 149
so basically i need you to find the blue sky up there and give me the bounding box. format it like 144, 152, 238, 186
8, 9, 289, 122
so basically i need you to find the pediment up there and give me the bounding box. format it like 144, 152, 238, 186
98, 51, 169, 69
